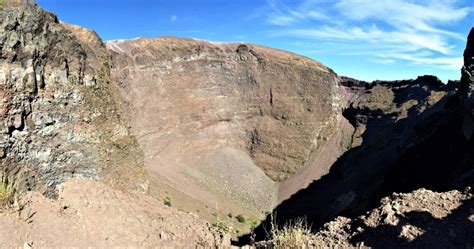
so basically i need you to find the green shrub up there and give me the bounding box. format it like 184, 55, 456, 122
249, 219, 260, 230
212, 218, 232, 233
236, 214, 245, 223
163, 196, 172, 207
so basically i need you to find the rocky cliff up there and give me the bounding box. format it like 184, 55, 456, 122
461, 28, 474, 141
107, 37, 352, 212
0, 4, 146, 200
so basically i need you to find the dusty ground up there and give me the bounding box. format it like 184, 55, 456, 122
0, 179, 225, 248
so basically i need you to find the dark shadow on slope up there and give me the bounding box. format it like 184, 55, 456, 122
350, 197, 474, 249
236, 89, 473, 245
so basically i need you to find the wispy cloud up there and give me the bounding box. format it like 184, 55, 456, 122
260, 0, 471, 71
372, 59, 396, 65
264, 0, 330, 26
277, 25, 453, 54
267, 15, 297, 26
170, 15, 177, 22
378, 52, 463, 70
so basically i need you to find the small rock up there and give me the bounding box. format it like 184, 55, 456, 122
159, 231, 168, 240
23, 242, 32, 249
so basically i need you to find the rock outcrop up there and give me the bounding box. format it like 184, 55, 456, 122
461, 28, 474, 141
309, 188, 473, 248
0, 4, 145, 197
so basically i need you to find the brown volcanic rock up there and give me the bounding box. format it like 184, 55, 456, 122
0, 0, 34, 7
107, 37, 347, 211
0, 4, 146, 198
62, 23, 103, 49
311, 188, 473, 248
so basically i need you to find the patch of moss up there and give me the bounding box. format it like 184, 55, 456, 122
249, 219, 261, 230
236, 214, 245, 223
163, 196, 172, 207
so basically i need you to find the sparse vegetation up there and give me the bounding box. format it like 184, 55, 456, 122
0, 181, 15, 210
212, 217, 233, 233
163, 196, 172, 207
236, 214, 245, 223
249, 219, 260, 230
227, 212, 233, 218
428, 91, 446, 105
267, 217, 313, 248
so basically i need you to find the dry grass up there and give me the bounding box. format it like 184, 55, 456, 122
0, 181, 14, 210
428, 91, 446, 105
268, 216, 313, 248
212, 217, 233, 234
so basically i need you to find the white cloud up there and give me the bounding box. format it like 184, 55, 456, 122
275, 26, 452, 54
372, 59, 396, 65
267, 15, 296, 26
264, 0, 330, 26
261, 0, 471, 71
335, 0, 469, 40
378, 52, 463, 70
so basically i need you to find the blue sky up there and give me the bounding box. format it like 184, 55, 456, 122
37, 0, 473, 82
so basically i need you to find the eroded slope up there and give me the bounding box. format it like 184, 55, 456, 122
107, 37, 348, 212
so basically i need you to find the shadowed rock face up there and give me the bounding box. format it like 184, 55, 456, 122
239, 29, 474, 244
241, 75, 462, 238
107, 38, 350, 211
461, 28, 474, 141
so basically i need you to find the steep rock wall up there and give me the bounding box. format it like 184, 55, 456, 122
0, 4, 146, 197
461, 28, 474, 141
107, 37, 348, 211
